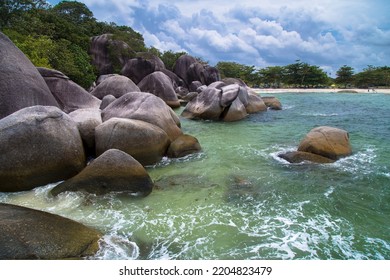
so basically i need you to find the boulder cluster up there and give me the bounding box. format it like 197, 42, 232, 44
0, 31, 351, 259
0, 32, 207, 258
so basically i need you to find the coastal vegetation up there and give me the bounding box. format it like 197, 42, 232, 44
1, 0, 389, 90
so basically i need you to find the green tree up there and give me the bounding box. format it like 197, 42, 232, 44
354, 66, 390, 88
51, 1, 94, 24
257, 66, 285, 87
160, 50, 187, 71
335, 65, 354, 88
303, 65, 330, 87
0, 0, 48, 28
216, 61, 256, 85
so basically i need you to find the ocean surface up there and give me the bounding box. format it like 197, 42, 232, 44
1, 92, 389, 260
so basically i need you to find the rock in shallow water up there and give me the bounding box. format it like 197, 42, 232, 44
0, 203, 101, 259
298, 126, 352, 160
50, 149, 154, 197
278, 151, 335, 164
95, 118, 170, 166
0, 106, 86, 192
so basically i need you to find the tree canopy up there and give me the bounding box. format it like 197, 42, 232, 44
0, 0, 146, 88
1, 0, 389, 90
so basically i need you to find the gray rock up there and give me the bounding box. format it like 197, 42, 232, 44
102, 92, 182, 141
95, 118, 170, 166
90, 74, 140, 99
189, 81, 203, 92
37, 67, 101, 113
0, 32, 59, 119
51, 149, 154, 196
0, 106, 86, 192
99, 94, 117, 110
138, 71, 180, 108
181, 87, 223, 120
187, 62, 220, 86
68, 108, 102, 153
0, 203, 101, 259
89, 34, 134, 75
160, 69, 187, 89
120, 52, 165, 84
222, 97, 248, 122
173, 54, 197, 86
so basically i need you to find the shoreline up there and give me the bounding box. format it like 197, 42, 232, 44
252, 88, 390, 94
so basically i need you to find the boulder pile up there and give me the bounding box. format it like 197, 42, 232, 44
0, 30, 282, 259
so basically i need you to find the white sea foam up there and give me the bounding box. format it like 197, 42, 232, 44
93, 234, 139, 260
302, 112, 339, 117
324, 186, 335, 197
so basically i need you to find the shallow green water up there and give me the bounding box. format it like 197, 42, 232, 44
1, 92, 389, 259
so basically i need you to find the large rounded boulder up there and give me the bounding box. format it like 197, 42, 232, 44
89, 34, 134, 75
166, 134, 202, 158
0, 106, 86, 192
90, 74, 140, 99
246, 92, 268, 113
120, 52, 165, 84
187, 62, 220, 86
262, 96, 282, 110
181, 87, 224, 120
0, 32, 59, 119
102, 92, 182, 141
137, 71, 180, 108
37, 67, 101, 113
0, 203, 101, 259
173, 54, 197, 86
51, 149, 154, 197
297, 126, 352, 160
95, 118, 170, 165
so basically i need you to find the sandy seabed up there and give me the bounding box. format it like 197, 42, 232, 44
253, 88, 390, 94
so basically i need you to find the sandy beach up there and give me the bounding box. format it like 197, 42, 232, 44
253, 88, 390, 94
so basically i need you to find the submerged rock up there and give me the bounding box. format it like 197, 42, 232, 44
51, 149, 154, 197
0, 32, 59, 119
278, 151, 335, 164
0, 106, 86, 192
0, 203, 101, 259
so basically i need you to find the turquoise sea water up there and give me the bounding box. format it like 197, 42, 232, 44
1, 92, 389, 259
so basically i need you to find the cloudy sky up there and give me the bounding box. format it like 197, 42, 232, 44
48, 0, 390, 75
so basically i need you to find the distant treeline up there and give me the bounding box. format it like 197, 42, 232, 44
216, 61, 390, 89
1, 0, 389, 89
